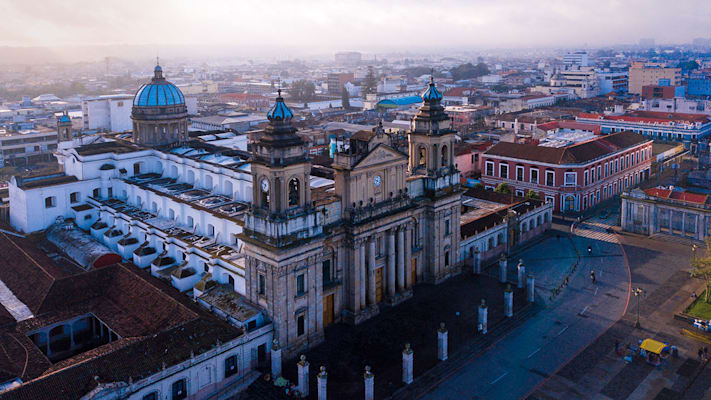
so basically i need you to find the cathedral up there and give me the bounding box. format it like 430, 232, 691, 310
240, 77, 462, 356
9, 65, 463, 361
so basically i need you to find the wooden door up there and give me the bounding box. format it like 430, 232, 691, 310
411, 258, 417, 285
323, 294, 334, 327
375, 267, 384, 303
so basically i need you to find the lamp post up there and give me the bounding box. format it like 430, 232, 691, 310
692, 244, 698, 261
633, 288, 644, 328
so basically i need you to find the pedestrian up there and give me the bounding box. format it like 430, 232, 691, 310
615, 339, 620, 354
698, 348, 703, 361
590, 270, 596, 284
705, 347, 708, 361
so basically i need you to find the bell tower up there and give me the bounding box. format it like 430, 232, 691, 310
250, 89, 311, 215
57, 111, 72, 142
408, 76, 459, 193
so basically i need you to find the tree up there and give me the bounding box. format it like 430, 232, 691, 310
289, 79, 316, 102
341, 87, 351, 110
525, 190, 542, 200
363, 66, 378, 95
450, 62, 490, 81
473, 182, 484, 190
691, 238, 711, 303
494, 183, 512, 194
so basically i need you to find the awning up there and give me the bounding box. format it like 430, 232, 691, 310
640, 339, 667, 354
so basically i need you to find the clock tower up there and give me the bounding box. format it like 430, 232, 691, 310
241, 91, 326, 356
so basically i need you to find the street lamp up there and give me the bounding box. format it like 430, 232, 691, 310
633, 288, 644, 328
692, 244, 698, 261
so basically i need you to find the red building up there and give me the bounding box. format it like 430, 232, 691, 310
480, 131, 653, 213
455, 141, 494, 178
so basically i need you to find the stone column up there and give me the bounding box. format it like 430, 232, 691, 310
368, 238, 377, 305
437, 322, 448, 361
498, 254, 507, 283
478, 299, 488, 334
527, 274, 535, 303
504, 285, 513, 318
517, 259, 525, 289
388, 230, 396, 297
405, 225, 413, 288
352, 243, 361, 313
402, 343, 413, 385
473, 249, 481, 275
317, 366, 327, 400
364, 366, 374, 400
359, 242, 366, 310
298, 355, 309, 398
397, 227, 405, 292
270, 340, 282, 378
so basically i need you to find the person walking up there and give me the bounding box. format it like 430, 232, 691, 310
698, 348, 703, 361
590, 270, 596, 284
587, 245, 592, 256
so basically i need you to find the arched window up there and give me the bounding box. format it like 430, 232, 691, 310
441, 145, 448, 167
418, 146, 426, 166
288, 178, 300, 207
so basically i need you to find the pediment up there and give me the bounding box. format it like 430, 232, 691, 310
354, 144, 407, 169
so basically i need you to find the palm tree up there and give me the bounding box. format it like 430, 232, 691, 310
691, 238, 711, 303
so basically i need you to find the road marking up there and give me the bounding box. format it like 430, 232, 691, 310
527, 347, 541, 358
556, 326, 568, 337
594, 287, 599, 296
579, 306, 589, 316
490, 372, 509, 385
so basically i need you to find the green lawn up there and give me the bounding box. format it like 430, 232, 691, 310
686, 291, 711, 320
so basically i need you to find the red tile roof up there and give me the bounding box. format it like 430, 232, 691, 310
484, 131, 649, 165
536, 120, 601, 134
643, 188, 708, 205
578, 111, 710, 125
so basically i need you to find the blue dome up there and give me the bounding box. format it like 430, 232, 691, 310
267, 90, 294, 121
133, 65, 185, 107
422, 76, 442, 102
58, 113, 71, 123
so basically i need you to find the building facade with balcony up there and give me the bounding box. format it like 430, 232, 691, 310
480, 131, 653, 213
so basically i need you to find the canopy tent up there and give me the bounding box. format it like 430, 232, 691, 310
640, 339, 667, 355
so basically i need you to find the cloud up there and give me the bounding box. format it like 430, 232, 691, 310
0, 0, 709, 51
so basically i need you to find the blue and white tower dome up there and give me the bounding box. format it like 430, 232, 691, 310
131, 62, 188, 147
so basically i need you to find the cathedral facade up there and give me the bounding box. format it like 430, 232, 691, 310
240, 79, 462, 356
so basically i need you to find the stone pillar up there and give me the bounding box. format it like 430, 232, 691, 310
352, 243, 361, 313
402, 343, 413, 385
359, 242, 366, 310
388, 230, 396, 297
364, 366, 374, 400
517, 259, 525, 289
317, 366, 327, 400
397, 227, 405, 292
478, 299, 488, 334
473, 249, 481, 275
504, 285, 513, 318
270, 340, 282, 378
297, 355, 309, 398
368, 239, 377, 305
405, 225, 413, 288
498, 254, 507, 283
437, 322, 448, 361
527, 274, 535, 303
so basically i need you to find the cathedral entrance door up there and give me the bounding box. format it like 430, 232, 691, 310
375, 267, 384, 303
323, 294, 334, 327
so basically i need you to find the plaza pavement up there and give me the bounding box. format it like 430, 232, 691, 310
420, 216, 631, 400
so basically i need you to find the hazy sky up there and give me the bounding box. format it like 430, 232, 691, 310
1, 0, 710, 52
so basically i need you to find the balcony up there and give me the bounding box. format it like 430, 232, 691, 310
346, 195, 412, 225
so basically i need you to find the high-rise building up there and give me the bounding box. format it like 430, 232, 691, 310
563, 51, 589, 67
327, 72, 354, 95
628, 62, 681, 95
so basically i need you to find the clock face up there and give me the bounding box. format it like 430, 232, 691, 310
374, 175, 381, 188
261, 178, 269, 192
